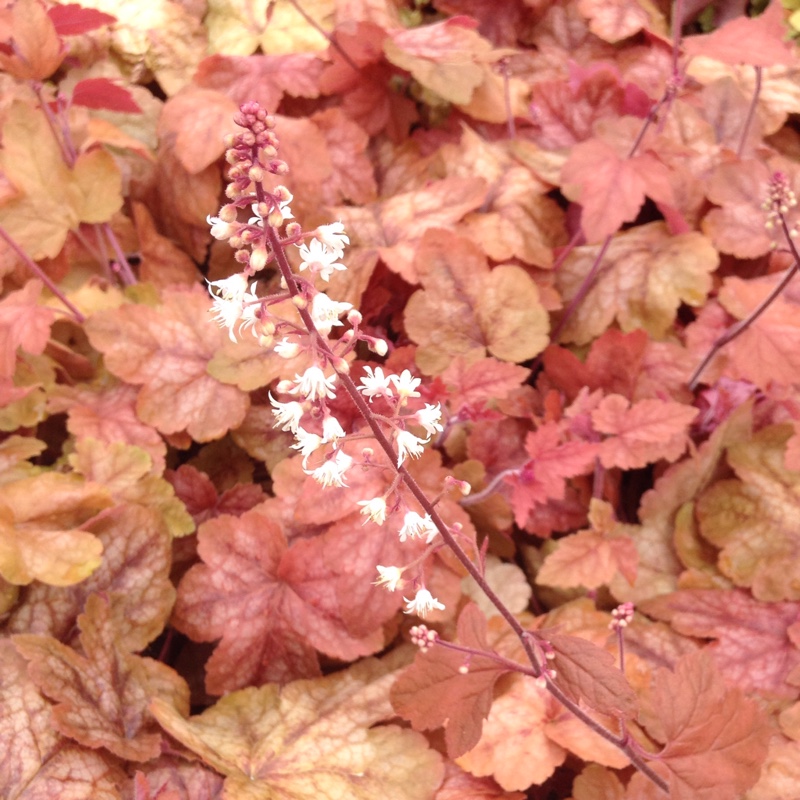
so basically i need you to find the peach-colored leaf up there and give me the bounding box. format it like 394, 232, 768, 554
14, 593, 189, 762
151, 657, 444, 800
404, 229, 549, 373
0, 280, 55, 380
643, 650, 770, 800
0, 0, 63, 80
84, 287, 249, 441
556, 223, 717, 345
0, 472, 109, 586
592, 394, 698, 469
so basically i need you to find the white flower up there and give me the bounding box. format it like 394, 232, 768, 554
274, 338, 301, 359
206, 214, 238, 241
373, 565, 404, 592
288, 366, 337, 401
321, 414, 346, 443
310, 293, 353, 336
358, 366, 394, 401
207, 274, 249, 340
395, 429, 427, 466
414, 403, 444, 437
403, 588, 445, 618
291, 427, 324, 467
298, 238, 346, 282
249, 193, 293, 225
391, 369, 422, 402
316, 222, 349, 257
398, 511, 438, 543
357, 497, 387, 526
304, 449, 353, 487
269, 394, 304, 433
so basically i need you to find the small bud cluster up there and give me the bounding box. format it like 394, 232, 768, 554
208, 103, 454, 621
609, 601, 635, 630
534, 639, 557, 688
410, 624, 439, 652
762, 171, 799, 244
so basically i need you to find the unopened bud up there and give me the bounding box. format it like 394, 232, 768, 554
248, 165, 265, 183
347, 309, 363, 326
272, 160, 289, 175
234, 249, 250, 264
371, 339, 388, 356
219, 204, 238, 223
256, 201, 271, 218
292, 295, 308, 310
250, 245, 268, 271
332, 357, 350, 374
285, 221, 302, 238
267, 209, 284, 227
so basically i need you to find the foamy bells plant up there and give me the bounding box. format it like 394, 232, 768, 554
206, 101, 452, 619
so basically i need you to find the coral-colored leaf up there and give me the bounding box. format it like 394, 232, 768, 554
548, 632, 638, 718
47, 3, 116, 35
172, 503, 387, 692
84, 288, 249, 442
0, 0, 63, 80
577, 0, 665, 43
643, 650, 770, 800
405, 229, 549, 373
0, 280, 55, 380
683, 0, 799, 67
0, 639, 126, 798
556, 223, 717, 345
391, 604, 512, 758
592, 394, 698, 470
537, 499, 638, 589
72, 78, 142, 113
0, 472, 109, 586
456, 674, 566, 791
151, 657, 444, 800
642, 589, 800, 698
14, 593, 189, 762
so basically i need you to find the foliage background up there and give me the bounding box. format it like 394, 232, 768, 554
1, 0, 800, 798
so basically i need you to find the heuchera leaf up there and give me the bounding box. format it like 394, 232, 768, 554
151, 656, 444, 800
592, 394, 698, 470
0, 0, 63, 80
6, 503, 175, 653
682, 0, 800, 67
0, 639, 126, 799
0, 280, 55, 380
72, 78, 142, 114
695, 424, 800, 601
642, 589, 800, 699
536, 499, 638, 590
547, 632, 638, 719
641, 650, 770, 800
47, 3, 116, 35
391, 603, 513, 758
0, 472, 109, 586
14, 593, 189, 762
556, 222, 717, 345
172, 503, 386, 693
84, 287, 250, 442
404, 228, 549, 373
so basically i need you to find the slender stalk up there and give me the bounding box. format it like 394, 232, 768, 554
0, 224, 85, 323
286, 0, 361, 74
736, 66, 762, 157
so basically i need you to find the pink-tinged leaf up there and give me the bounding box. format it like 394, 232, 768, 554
642, 589, 800, 699
643, 650, 770, 800
548, 633, 638, 718
47, 3, 116, 35
592, 394, 698, 469
561, 138, 647, 242
683, 0, 799, 67
391, 604, 512, 758
72, 78, 141, 114
0, 280, 55, 380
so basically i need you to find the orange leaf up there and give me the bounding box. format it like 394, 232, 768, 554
151, 657, 444, 800
404, 229, 549, 373
643, 650, 770, 800
0, 472, 109, 586
683, 0, 799, 67
14, 593, 189, 762
592, 394, 698, 469
0, 280, 55, 380
85, 287, 250, 442
391, 604, 512, 758
0, 0, 64, 80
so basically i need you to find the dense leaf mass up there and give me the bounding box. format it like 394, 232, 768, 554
1, 0, 799, 798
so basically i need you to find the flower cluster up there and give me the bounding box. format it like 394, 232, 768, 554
207, 102, 450, 621
762, 170, 799, 244
609, 601, 635, 631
